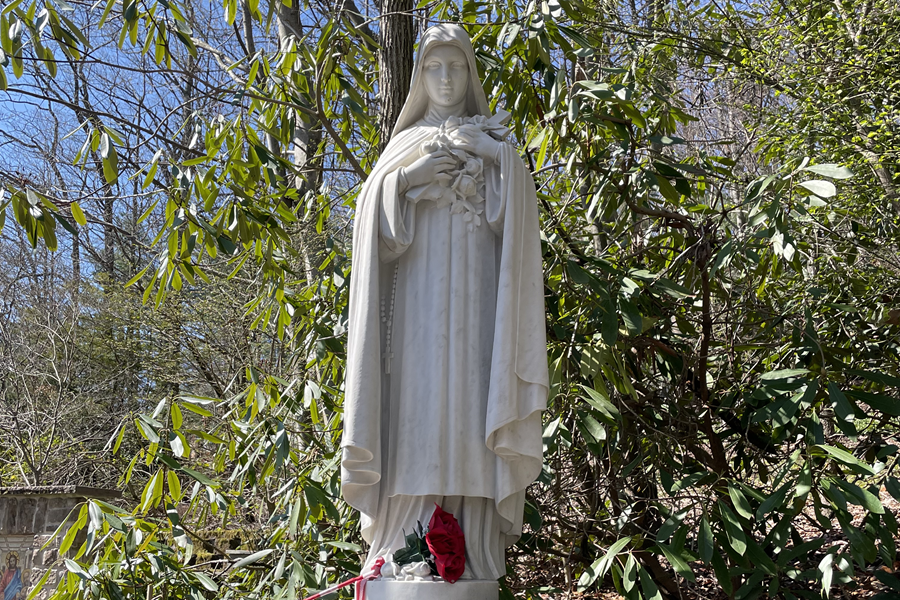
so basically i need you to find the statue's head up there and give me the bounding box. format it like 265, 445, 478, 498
390, 24, 491, 140
421, 44, 469, 111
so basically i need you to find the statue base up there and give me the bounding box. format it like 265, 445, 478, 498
363, 579, 498, 600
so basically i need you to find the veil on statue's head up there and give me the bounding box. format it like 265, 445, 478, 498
389, 23, 491, 140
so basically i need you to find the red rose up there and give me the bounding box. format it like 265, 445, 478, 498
425, 504, 466, 583
434, 552, 465, 584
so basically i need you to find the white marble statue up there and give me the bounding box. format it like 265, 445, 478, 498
341, 23, 549, 582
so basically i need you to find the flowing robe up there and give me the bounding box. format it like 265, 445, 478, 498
341, 114, 548, 579
0, 567, 21, 600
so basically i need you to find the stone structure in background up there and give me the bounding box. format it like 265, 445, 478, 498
0, 486, 120, 600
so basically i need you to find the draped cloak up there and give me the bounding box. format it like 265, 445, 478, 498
340, 24, 549, 571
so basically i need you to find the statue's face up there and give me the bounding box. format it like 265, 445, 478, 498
421, 45, 469, 109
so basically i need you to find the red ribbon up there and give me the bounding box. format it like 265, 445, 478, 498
302, 557, 384, 600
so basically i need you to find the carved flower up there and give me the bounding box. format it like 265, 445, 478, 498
421, 131, 454, 156
417, 124, 488, 230
462, 207, 483, 231
453, 174, 478, 198
380, 560, 400, 579
464, 157, 483, 178
450, 148, 469, 163
401, 561, 433, 580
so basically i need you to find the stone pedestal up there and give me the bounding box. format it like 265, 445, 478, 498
364, 579, 498, 600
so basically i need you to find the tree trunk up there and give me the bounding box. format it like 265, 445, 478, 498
377, 0, 414, 151
72, 229, 81, 284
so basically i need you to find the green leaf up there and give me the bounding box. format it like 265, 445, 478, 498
527, 125, 548, 151
622, 554, 637, 592
819, 552, 834, 597
745, 537, 778, 575
654, 173, 681, 202
794, 461, 812, 502
578, 537, 631, 590
181, 466, 216, 487
846, 390, 900, 416
98, 0, 117, 27
619, 102, 646, 129
846, 369, 900, 388
232, 549, 273, 570
54, 212, 78, 236
658, 543, 695, 582
651, 277, 691, 299
885, 477, 900, 501
823, 479, 849, 512
156, 453, 181, 471
167, 470, 182, 500
193, 572, 218, 592
535, 122, 551, 170
581, 385, 620, 421
26, 565, 52, 600
140, 470, 162, 510
64, 558, 86, 577
179, 396, 216, 416
169, 431, 185, 457
135, 417, 159, 443
600, 290, 618, 346
761, 368, 808, 381
827, 383, 856, 432
699, 517, 714, 563
2, 0, 25, 15
325, 541, 363, 552
102, 146, 119, 184
43, 219, 58, 251
711, 551, 732, 595
798, 180, 836, 198
171, 402, 183, 429
124, 264, 150, 288
619, 298, 642, 336
756, 481, 791, 519
671, 471, 709, 493
718, 501, 747, 554
576, 412, 606, 446
99, 132, 111, 158
58, 509, 86, 555
728, 484, 753, 520
656, 509, 687, 543
834, 479, 884, 514
70, 201, 86, 225
815, 444, 875, 475
289, 495, 305, 537
304, 483, 340, 522
187, 429, 226, 444
111, 421, 126, 454
801, 164, 853, 179
875, 571, 900, 592
638, 563, 663, 600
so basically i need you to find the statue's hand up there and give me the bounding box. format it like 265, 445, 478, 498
401, 150, 456, 195
451, 124, 501, 162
